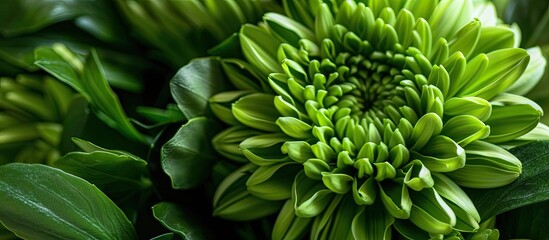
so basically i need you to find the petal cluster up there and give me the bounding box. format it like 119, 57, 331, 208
209, 0, 547, 238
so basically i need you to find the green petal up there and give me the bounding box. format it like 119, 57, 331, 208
413, 135, 466, 172
429, 0, 473, 40
209, 90, 253, 125
432, 173, 480, 223
393, 219, 430, 239
293, 171, 335, 218
442, 115, 490, 146
448, 19, 481, 59
378, 181, 412, 219
409, 188, 456, 235
213, 164, 283, 221
443, 51, 467, 98
427, 65, 450, 98
221, 59, 265, 91
506, 47, 547, 95
247, 162, 300, 200
410, 113, 443, 150
404, 0, 437, 20
240, 24, 282, 77
403, 160, 434, 191
276, 117, 313, 139
321, 172, 353, 194
351, 201, 394, 240
472, 26, 515, 56
303, 158, 331, 180
281, 141, 315, 163
315, 3, 334, 42
283, 0, 315, 29
412, 18, 433, 56
264, 12, 315, 47
444, 96, 492, 121
311, 194, 355, 240
454, 53, 489, 97
447, 140, 522, 188
352, 176, 377, 205
272, 199, 312, 240
240, 133, 292, 166
459, 48, 530, 100
232, 93, 280, 132
212, 126, 262, 162
472, 1, 497, 27
395, 9, 415, 48
485, 93, 542, 143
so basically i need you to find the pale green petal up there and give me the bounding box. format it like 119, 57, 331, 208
213, 163, 284, 221
272, 199, 312, 240
429, 0, 473, 40
409, 188, 456, 234
378, 181, 412, 219
351, 201, 394, 240
506, 47, 547, 95
293, 171, 335, 218
212, 126, 262, 162
442, 115, 490, 146
240, 24, 282, 77
232, 93, 280, 132
210, 90, 253, 125
447, 140, 521, 188
485, 93, 542, 143
247, 162, 300, 200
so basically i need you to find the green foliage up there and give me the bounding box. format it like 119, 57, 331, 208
0, 163, 136, 239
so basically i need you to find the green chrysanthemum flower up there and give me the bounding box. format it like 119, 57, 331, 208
0, 74, 78, 165
206, 0, 549, 238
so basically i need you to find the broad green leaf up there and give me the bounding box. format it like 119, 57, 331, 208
161, 117, 221, 189
170, 57, 231, 119
0, 163, 136, 239
52, 139, 152, 221
152, 202, 213, 239
464, 140, 549, 219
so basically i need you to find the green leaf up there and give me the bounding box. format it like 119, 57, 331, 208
497, 201, 549, 239
0, 163, 136, 239
464, 140, 549, 220
52, 139, 152, 221
170, 57, 231, 119
152, 202, 213, 239
161, 117, 221, 189
34, 45, 147, 143
80, 49, 147, 143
